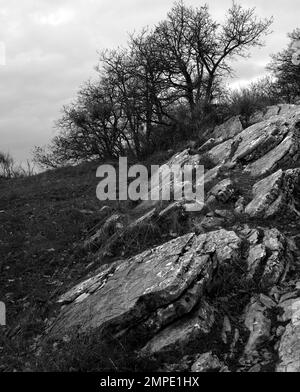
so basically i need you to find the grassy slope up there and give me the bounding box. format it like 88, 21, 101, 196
0, 150, 299, 371
0, 161, 126, 370
0, 151, 176, 371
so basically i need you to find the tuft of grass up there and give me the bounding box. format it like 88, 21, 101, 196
33, 333, 155, 372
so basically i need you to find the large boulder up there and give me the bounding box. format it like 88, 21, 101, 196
49, 230, 242, 342
207, 139, 235, 166
212, 116, 243, 141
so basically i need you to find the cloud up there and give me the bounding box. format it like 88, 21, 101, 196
0, 0, 299, 163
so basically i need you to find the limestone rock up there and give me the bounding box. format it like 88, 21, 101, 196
140, 300, 215, 358
235, 196, 246, 214
259, 294, 277, 309
278, 297, 300, 322
49, 230, 241, 341
260, 229, 290, 289
237, 226, 293, 289
207, 139, 234, 165
200, 216, 224, 230
244, 299, 271, 355
208, 179, 235, 203
45, 104, 300, 372
215, 209, 234, 220
245, 169, 300, 218
191, 351, 224, 372
213, 116, 243, 141
231, 111, 300, 176
135, 149, 201, 213
276, 298, 300, 372
246, 244, 267, 279
248, 105, 280, 126
245, 133, 295, 177
249, 105, 299, 126
203, 165, 223, 189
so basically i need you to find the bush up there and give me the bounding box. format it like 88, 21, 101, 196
0, 152, 35, 179
0, 151, 14, 178
225, 77, 278, 124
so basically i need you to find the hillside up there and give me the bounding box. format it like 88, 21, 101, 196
1, 104, 300, 372
0, 154, 175, 371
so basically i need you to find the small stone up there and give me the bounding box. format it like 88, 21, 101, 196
261, 350, 273, 361
276, 326, 286, 337
201, 216, 224, 230
235, 196, 246, 214
221, 316, 232, 344
269, 286, 281, 302
248, 364, 261, 372
244, 299, 271, 354
191, 352, 223, 372
215, 209, 234, 219
208, 179, 235, 203
229, 328, 240, 358
259, 294, 277, 309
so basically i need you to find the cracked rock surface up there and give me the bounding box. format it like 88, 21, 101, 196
47, 105, 300, 372
49, 230, 241, 339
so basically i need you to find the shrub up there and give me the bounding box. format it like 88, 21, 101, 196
225, 77, 278, 124
0, 152, 35, 179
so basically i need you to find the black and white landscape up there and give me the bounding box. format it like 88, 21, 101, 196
0, 0, 300, 374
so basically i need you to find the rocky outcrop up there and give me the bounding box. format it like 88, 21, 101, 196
212, 116, 244, 141
47, 105, 300, 372
233, 110, 300, 176
48, 224, 297, 371
248, 104, 299, 126
245, 169, 300, 218
135, 149, 202, 213
49, 230, 241, 340
133, 104, 300, 221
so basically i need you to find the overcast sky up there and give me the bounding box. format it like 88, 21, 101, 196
0, 0, 299, 164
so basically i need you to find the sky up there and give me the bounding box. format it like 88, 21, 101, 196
0, 0, 299, 164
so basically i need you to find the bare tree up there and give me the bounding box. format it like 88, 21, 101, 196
34, 1, 273, 167
152, 1, 273, 114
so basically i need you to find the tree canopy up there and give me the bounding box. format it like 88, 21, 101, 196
34, 1, 272, 168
